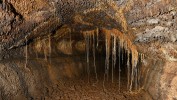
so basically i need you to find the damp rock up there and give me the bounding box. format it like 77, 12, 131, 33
57, 40, 73, 55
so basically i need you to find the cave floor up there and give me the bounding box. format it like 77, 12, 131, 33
43, 57, 145, 100
51, 80, 142, 100
0, 58, 145, 100
44, 76, 144, 100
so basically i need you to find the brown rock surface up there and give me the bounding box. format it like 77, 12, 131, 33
0, 0, 177, 99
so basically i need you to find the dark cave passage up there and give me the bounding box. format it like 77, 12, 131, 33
0, 31, 144, 99
32, 31, 143, 99
0, 55, 144, 100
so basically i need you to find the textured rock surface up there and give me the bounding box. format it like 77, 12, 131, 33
0, 0, 177, 99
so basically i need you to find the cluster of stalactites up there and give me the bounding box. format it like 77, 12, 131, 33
83, 28, 144, 92
103, 28, 144, 92
83, 28, 99, 82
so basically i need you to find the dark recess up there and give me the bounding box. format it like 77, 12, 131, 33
8, 3, 23, 19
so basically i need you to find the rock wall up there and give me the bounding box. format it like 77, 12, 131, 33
0, 57, 88, 99
127, 0, 177, 99
0, 0, 177, 99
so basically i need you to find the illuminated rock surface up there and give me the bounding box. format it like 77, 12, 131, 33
0, 0, 177, 99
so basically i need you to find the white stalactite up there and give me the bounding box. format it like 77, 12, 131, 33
93, 33, 98, 82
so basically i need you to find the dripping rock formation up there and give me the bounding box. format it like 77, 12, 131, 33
0, 0, 177, 100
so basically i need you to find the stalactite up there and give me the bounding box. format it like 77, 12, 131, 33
127, 50, 130, 90
124, 40, 128, 51
82, 28, 142, 92
35, 37, 41, 59
129, 60, 134, 92
96, 28, 99, 48
112, 34, 117, 83
140, 53, 143, 63
112, 35, 114, 83
105, 31, 111, 81
83, 30, 98, 83
86, 34, 90, 83
118, 39, 121, 91
35, 39, 39, 59
131, 50, 139, 92
69, 28, 72, 47
92, 33, 98, 82
135, 66, 138, 91
121, 42, 124, 75
48, 35, 51, 63
117, 30, 124, 91
78, 26, 146, 93
43, 39, 47, 61
137, 55, 140, 90
25, 37, 28, 69
103, 28, 141, 92
138, 53, 145, 90
89, 33, 92, 50
122, 43, 124, 66
141, 53, 145, 63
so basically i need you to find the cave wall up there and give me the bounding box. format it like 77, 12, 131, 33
127, 0, 177, 99
0, 57, 90, 99
0, 0, 177, 99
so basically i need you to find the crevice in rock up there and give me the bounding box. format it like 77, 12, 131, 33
8, 3, 23, 19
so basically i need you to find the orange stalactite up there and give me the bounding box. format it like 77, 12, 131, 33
102, 28, 140, 91
102, 28, 112, 80
82, 27, 142, 91
103, 28, 139, 67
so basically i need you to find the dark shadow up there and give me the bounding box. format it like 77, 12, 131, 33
8, 3, 23, 18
